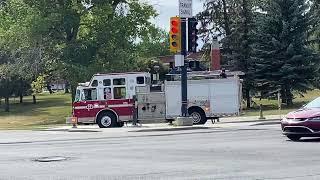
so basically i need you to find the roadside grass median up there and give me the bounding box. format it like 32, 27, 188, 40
241, 89, 320, 117
0, 92, 72, 130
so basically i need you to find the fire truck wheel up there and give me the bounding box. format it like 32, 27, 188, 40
97, 111, 117, 128
188, 108, 207, 125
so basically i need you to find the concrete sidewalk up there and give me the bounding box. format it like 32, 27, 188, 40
0, 115, 282, 144
43, 114, 282, 133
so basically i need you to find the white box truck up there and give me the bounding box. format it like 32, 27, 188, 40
136, 75, 242, 124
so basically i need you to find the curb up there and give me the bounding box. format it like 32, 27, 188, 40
38, 128, 102, 132
129, 126, 211, 132
67, 129, 102, 132
250, 121, 281, 126
39, 119, 282, 132
219, 119, 281, 124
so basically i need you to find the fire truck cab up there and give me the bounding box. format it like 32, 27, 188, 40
69, 72, 151, 128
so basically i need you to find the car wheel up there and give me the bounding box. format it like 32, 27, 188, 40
287, 135, 301, 141
97, 111, 117, 128
189, 108, 207, 125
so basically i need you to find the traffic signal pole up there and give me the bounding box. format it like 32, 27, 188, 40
181, 18, 188, 117
169, 16, 194, 126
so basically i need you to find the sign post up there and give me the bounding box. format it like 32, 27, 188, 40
172, 0, 194, 126
180, 18, 188, 117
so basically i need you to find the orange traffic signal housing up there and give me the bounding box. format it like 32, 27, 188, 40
170, 17, 181, 53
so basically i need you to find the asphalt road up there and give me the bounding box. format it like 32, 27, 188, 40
1, 123, 320, 180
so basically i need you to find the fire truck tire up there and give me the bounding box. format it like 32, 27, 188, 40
97, 111, 117, 128
188, 107, 207, 125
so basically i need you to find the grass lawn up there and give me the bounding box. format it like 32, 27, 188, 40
0, 92, 72, 130
242, 89, 320, 116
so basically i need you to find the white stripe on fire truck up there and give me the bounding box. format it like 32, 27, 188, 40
74, 104, 132, 109
74, 106, 88, 110
74, 105, 106, 110
108, 104, 134, 108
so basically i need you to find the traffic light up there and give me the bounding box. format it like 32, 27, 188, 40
170, 17, 181, 53
188, 17, 198, 53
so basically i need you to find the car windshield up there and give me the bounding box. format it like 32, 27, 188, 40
304, 97, 320, 108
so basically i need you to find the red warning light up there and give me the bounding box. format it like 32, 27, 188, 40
171, 20, 179, 26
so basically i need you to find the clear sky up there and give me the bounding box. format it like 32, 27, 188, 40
145, 0, 204, 31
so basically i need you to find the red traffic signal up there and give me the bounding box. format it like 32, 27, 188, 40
170, 17, 181, 53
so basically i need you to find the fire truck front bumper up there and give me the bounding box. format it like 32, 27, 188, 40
66, 117, 77, 124
66, 117, 95, 124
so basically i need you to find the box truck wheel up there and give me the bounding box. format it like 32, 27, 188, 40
97, 111, 117, 128
188, 107, 207, 125
117, 121, 124, 127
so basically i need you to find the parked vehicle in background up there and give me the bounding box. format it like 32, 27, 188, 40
281, 97, 320, 141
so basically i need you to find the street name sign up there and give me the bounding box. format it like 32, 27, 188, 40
179, 0, 192, 18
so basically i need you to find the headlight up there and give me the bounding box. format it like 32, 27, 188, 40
308, 117, 320, 121
281, 117, 287, 122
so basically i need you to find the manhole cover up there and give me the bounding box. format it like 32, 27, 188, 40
34, 156, 68, 162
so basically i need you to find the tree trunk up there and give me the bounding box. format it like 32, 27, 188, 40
4, 96, 9, 112
243, 0, 251, 109
246, 88, 251, 108
19, 95, 23, 103
32, 95, 36, 104
286, 97, 293, 106
285, 87, 293, 106
281, 84, 293, 106
19, 78, 23, 103
65, 81, 70, 93
281, 88, 286, 103
4, 78, 10, 112
222, 0, 231, 36
71, 84, 77, 102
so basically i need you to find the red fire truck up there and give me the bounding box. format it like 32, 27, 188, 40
67, 72, 151, 128
67, 71, 243, 128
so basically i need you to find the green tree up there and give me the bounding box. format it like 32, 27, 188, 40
23, 0, 158, 100
197, 0, 256, 108
0, 0, 47, 108
310, 0, 320, 52
31, 75, 46, 104
252, 0, 320, 105
134, 26, 171, 79
0, 0, 168, 110
136, 27, 170, 58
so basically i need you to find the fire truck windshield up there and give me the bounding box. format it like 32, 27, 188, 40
75, 88, 97, 101
74, 89, 81, 102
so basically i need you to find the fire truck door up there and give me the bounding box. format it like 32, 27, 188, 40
73, 101, 90, 118
78, 88, 99, 118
